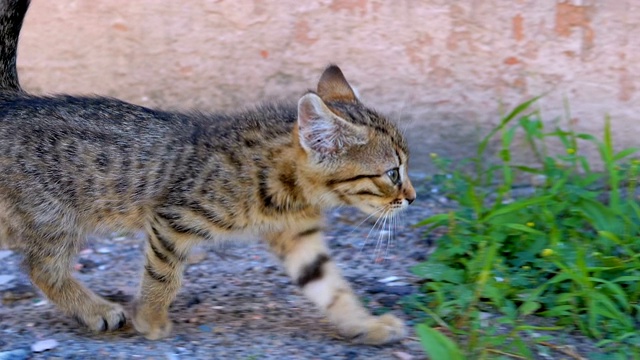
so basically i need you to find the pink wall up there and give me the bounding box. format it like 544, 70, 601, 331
16, 1, 640, 174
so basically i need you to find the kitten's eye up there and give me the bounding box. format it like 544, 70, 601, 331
386, 168, 400, 185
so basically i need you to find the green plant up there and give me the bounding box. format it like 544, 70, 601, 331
411, 99, 640, 359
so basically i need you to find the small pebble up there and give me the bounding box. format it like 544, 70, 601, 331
393, 351, 414, 360
378, 295, 399, 307
79, 248, 94, 255
0, 349, 29, 360
0, 275, 16, 285
410, 251, 427, 261
2, 284, 37, 304
379, 276, 401, 283
343, 350, 359, 360
367, 285, 387, 294
165, 353, 179, 360
96, 247, 111, 254
31, 339, 59, 353
187, 296, 201, 308
33, 299, 49, 307
384, 285, 414, 296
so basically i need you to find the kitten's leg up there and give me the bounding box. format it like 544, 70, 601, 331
24, 232, 126, 332
266, 225, 406, 345
132, 221, 189, 340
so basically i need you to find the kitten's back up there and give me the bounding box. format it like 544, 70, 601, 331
0, 93, 300, 238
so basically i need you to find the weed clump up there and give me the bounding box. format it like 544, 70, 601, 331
411, 98, 640, 359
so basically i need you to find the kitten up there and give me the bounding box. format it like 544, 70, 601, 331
0, 0, 416, 344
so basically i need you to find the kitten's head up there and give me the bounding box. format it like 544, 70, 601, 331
297, 65, 416, 216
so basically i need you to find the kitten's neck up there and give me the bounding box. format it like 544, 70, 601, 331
257, 131, 336, 216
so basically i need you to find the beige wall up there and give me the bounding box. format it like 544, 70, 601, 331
16, 1, 640, 175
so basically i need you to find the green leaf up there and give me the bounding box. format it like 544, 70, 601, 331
411, 262, 465, 284
613, 147, 639, 161
589, 277, 631, 311
518, 301, 541, 316
612, 275, 640, 283
478, 96, 542, 156
416, 324, 464, 360
511, 165, 543, 174
502, 223, 546, 235
574, 197, 622, 232
576, 133, 598, 142
482, 196, 551, 223
415, 213, 451, 227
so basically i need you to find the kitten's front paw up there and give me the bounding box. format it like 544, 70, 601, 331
132, 302, 173, 340
72, 300, 127, 332
344, 314, 407, 345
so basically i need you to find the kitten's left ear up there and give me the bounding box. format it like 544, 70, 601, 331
297, 93, 368, 157
317, 65, 359, 103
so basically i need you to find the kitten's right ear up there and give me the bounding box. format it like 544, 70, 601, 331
297, 93, 368, 157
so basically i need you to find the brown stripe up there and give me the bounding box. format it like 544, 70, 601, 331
297, 227, 321, 238
156, 212, 211, 239
145, 264, 170, 283
258, 166, 286, 213
353, 190, 383, 197
296, 254, 330, 287
336, 191, 352, 205
151, 226, 187, 262
188, 202, 236, 231
327, 174, 378, 186
394, 148, 402, 166
148, 239, 170, 264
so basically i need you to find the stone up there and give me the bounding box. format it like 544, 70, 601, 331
0, 275, 16, 285
31, 339, 59, 353
0, 349, 29, 360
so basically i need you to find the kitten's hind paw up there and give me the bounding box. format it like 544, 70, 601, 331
344, 314, 407, 345
72, 301, 127, 332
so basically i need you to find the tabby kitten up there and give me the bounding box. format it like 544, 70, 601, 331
0, 0, 416, 344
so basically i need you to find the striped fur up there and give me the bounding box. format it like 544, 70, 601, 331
0, 0, 416, 344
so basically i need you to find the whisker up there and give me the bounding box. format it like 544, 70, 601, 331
384, 210, 396, 262
345, 207, 385, 239
374, 208, 390, 263
358, 206, 386, 258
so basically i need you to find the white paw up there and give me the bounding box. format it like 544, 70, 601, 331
342, 313, 407, 345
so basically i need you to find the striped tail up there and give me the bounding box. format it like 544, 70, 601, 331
0, 0, 30, 92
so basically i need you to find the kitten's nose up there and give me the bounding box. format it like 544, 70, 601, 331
403, 180, 416, 205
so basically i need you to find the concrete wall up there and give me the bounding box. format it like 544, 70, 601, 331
16, 1, 640, 175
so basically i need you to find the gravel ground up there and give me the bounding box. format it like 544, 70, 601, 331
0, 178, 439, 360
0, 178, 605, 359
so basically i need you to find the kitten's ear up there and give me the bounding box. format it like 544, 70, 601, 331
297, 93, 368, 156
317, 65, 359, 103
